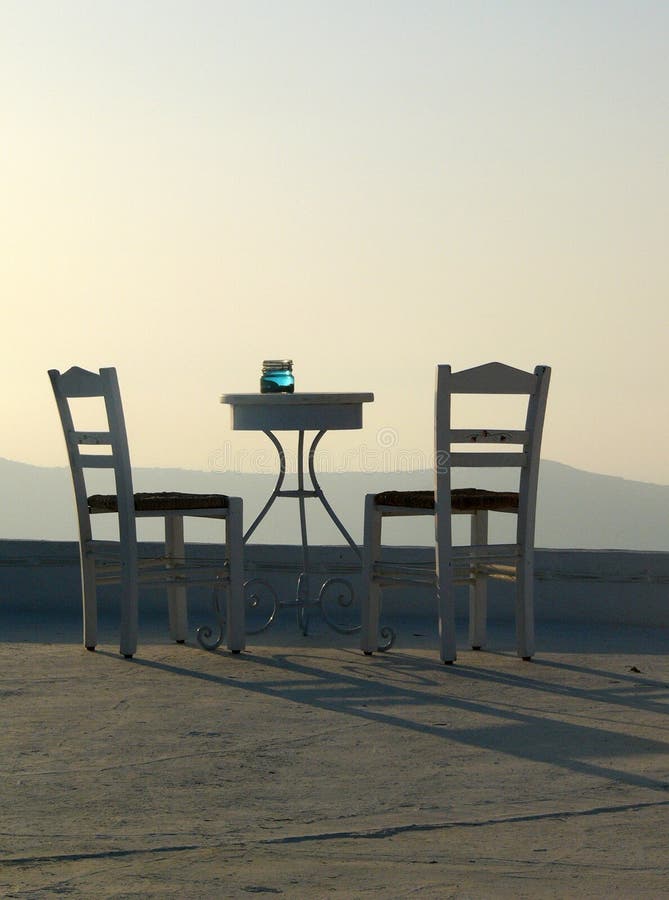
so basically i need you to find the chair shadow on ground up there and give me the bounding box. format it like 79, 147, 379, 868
96, 635, 669, 809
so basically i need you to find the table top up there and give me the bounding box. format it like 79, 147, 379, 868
221, 392, 374, 406
221, 392, 374, 431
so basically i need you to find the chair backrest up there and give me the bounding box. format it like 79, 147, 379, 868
434, 361, 551, 544
49, 366, 137, 547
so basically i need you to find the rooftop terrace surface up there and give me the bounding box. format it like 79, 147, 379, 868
2, 617, 669, 898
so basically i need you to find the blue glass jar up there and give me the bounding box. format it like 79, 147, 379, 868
260, 359, 294, 393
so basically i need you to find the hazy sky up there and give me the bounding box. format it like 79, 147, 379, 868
2, 1, 668, 483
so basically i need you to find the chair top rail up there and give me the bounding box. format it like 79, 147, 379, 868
48, 366, 106, 398
443, 361, 543, 394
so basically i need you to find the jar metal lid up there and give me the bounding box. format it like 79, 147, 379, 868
262, 359, 293, 371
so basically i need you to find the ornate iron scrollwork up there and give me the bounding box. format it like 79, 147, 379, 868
318, 577, 359, 634
243, 578, 280, 634
196, 581, 227, 651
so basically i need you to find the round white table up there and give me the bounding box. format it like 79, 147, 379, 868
206, 392, 374, 640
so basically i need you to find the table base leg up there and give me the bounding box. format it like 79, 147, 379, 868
197, 425, 395, 646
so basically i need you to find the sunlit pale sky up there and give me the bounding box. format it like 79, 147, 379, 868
2, 1, 668, 483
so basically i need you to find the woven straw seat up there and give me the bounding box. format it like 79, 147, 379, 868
88, 492, 230, 513
374, 488, 519, 513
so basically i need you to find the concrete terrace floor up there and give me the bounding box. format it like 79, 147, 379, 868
2, 613, 669, 899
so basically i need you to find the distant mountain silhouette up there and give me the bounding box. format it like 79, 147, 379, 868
1, 456, 668, 550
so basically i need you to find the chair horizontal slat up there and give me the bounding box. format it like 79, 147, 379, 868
451, 570, 516, 584
451, 542, 520, 560
85, 540, 119, 556
477, 563, 517, 574
134, 508, 230, 520
95, 568, 229, 586
450, 429, 527, 444
72, 431, 112, 445
448, 451, 527, 467
373, 562, 437, 586
374, 505, 434, 517
376, 577, 436, 589
77, 454, 116, 468
92, 559, 164, 573
373, 561, 521, 588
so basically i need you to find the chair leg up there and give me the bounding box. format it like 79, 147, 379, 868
436, 517, 457, 664
165, 515, 188, 642
515, 553, 535, 660
469, 510, 488, 650
226, 498, 246, 653
436, 580, 457, 663
360, 496, 382, 654
80, 546, 98, 651
118, 544, 139, 659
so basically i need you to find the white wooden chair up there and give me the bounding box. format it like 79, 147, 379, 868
49, 366, 245, 659
360, 362, 551, 664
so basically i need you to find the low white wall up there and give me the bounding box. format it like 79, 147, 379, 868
1, 541, 668, 629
